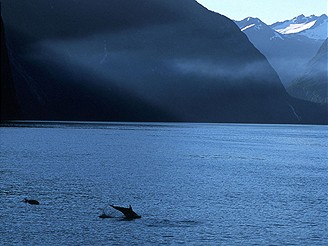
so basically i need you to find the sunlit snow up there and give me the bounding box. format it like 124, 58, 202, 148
241, 24, 255, 31
275, 20, 317, 34
298, 19, 328, 40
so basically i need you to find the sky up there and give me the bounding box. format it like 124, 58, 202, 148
196, 0, 327, 24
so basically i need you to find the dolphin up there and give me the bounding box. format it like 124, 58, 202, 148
110, 204, 141, 219
22, 198, 40, 205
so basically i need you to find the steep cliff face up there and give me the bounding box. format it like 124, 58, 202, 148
1, 0, 299, 123
288, 39, 328, 104
1, 15, 20, 121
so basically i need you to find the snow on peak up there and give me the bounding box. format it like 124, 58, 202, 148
243, 17, 261, 23
275, 20, 317, 34
271, 14, 328, 40
235, 17, 284, 41
241, 24, 255, 32
235, 17, 264, 30
298, 18, 328, 40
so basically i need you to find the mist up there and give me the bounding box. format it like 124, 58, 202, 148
4, 0, 324, 123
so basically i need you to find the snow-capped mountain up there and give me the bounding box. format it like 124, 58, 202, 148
236, 17, 284, 40
235, 17, 323, 86
271, 14, 328, 40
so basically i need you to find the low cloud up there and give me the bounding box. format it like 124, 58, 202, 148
171, 58, 275, 82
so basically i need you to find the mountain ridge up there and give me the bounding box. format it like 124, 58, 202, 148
270, 14, 328, 40
1, 1, 326, 124
235, 15, 324, 86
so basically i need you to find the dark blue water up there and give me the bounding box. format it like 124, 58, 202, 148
1, 122, 327, 245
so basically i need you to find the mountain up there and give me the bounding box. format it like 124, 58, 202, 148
0, 0, 324, 124
235, 16, 324, 86
0, 15, 20, 121
287, 39, 328, 104
236, 17, 285, 41
271, 14, 328, 40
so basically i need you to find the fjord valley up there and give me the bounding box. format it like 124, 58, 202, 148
1, 1, 328, 245
1, 0, 327, 124
235, 14, 327, 114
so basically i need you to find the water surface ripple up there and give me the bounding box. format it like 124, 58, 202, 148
0, 122, 327, 245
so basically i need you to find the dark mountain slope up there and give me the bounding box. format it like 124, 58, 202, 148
1, 0, 303, 123
7, 45, 174, 122
288, 97, 328, 124
1, 15, 20, 121
288, 39, 328, 104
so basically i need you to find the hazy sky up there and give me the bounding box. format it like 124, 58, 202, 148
196, 0, 327, 24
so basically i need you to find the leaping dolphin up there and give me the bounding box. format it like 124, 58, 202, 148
110, 204, 141, 219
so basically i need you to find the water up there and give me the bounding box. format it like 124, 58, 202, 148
0, 122, 327, 245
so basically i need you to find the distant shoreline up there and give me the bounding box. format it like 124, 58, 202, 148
0, 120, 326, 128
